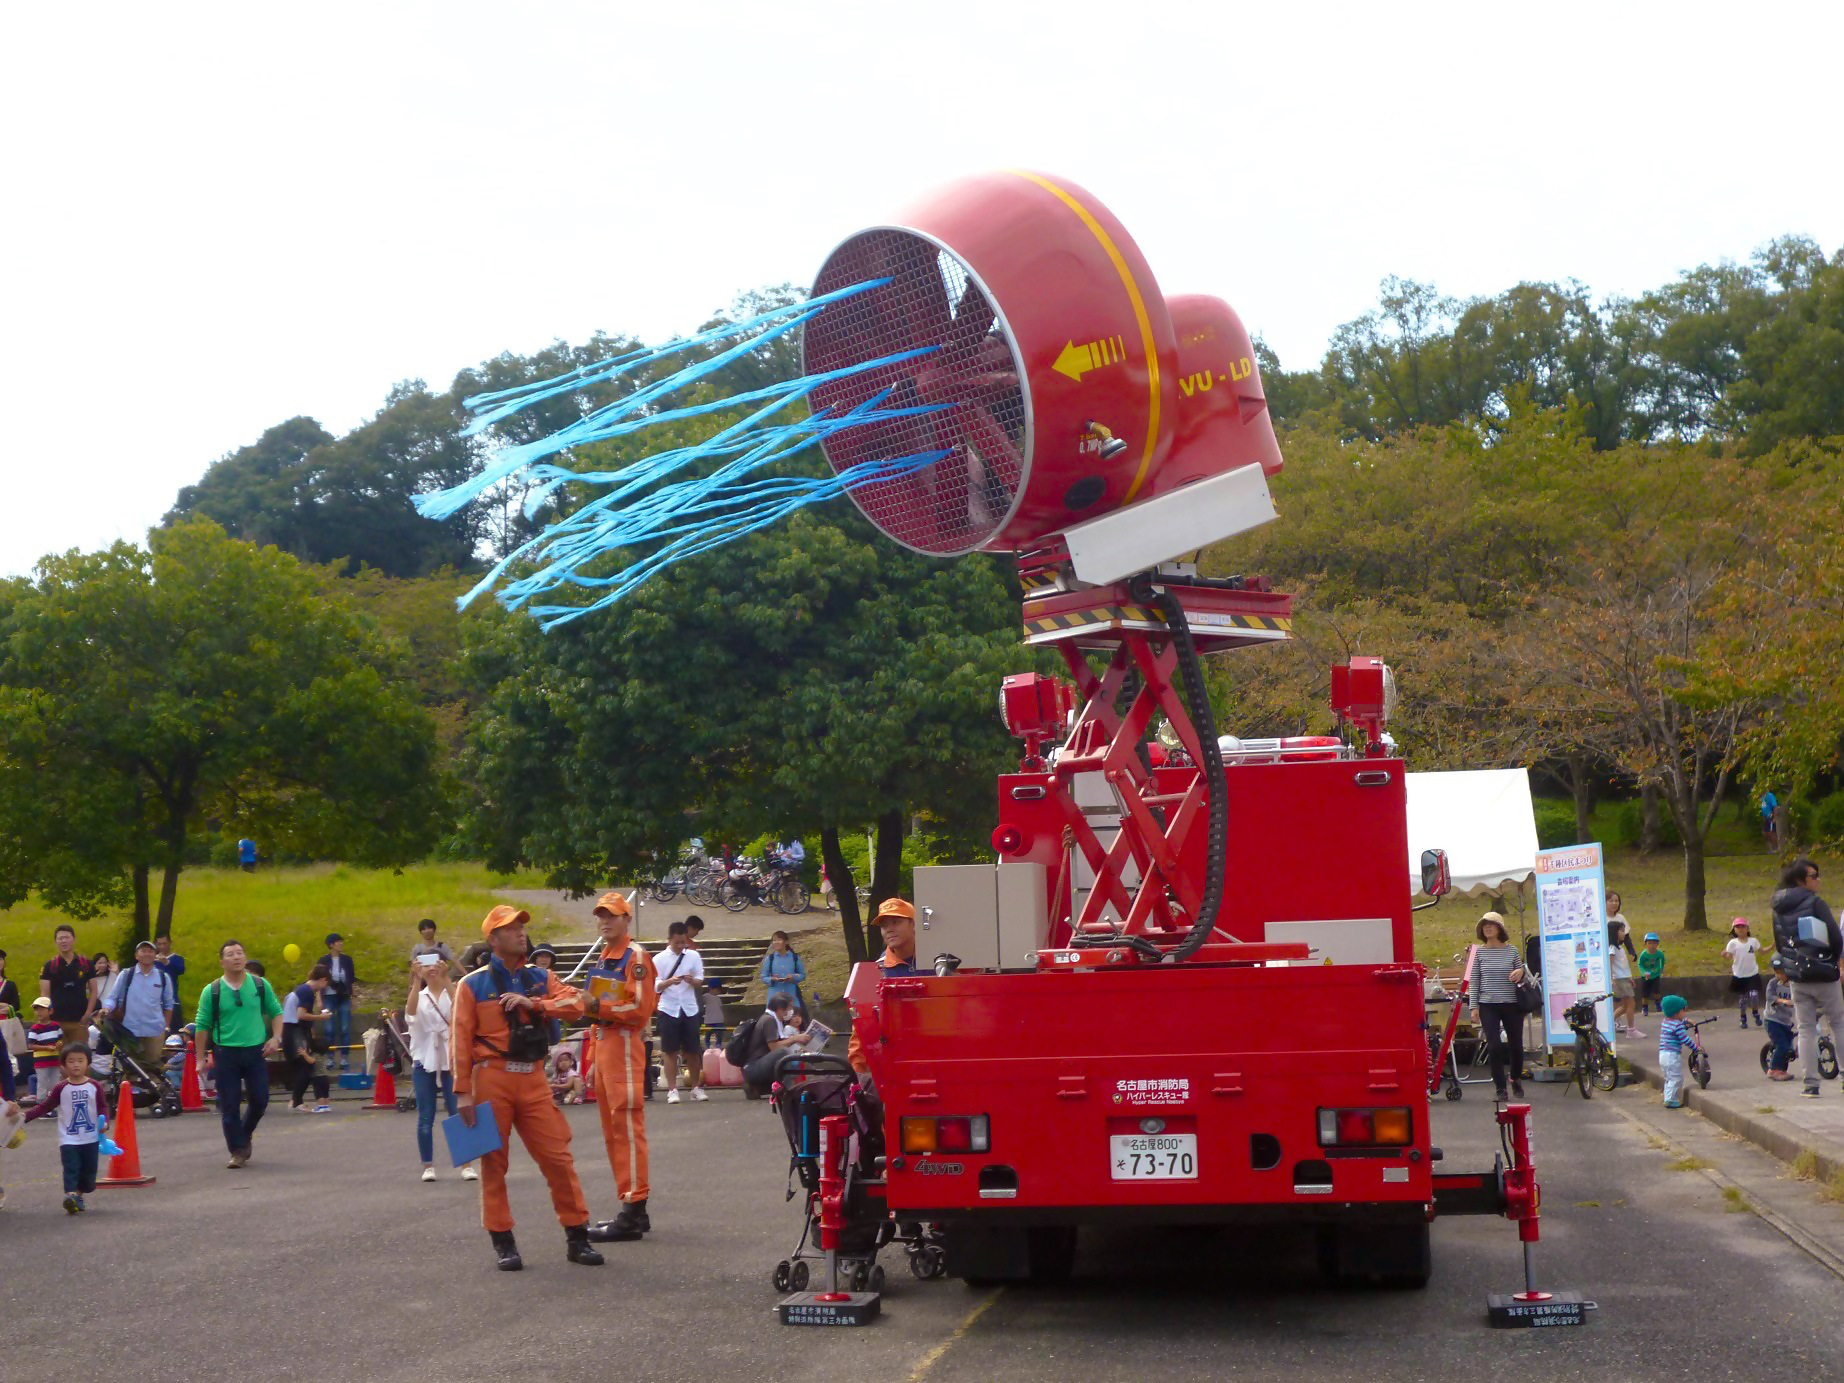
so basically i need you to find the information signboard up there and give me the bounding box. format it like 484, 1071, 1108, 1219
1534, 842, 1612, 1049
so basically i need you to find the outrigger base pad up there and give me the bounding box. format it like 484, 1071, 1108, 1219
1487, 1292, 1594, 1328
778, 1291, 882, 1327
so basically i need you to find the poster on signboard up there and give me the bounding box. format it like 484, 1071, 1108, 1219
1535, 842, 1613, 1049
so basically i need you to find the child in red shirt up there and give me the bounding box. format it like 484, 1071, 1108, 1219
23, 1043, 108, 1212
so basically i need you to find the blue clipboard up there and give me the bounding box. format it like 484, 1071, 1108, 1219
441, 1104, 502, 1168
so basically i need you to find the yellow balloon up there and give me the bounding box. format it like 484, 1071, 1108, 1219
282, 943, 301, 963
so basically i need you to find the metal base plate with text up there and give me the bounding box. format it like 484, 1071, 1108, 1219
777, 1291, 882, 1327
1487, 1291, 1593, 1328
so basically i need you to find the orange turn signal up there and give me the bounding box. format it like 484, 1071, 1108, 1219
901, 1118, 938, 1154
1372, 1108, 1412, 1146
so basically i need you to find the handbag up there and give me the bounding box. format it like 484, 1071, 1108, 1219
1515, 975, 1544, 1016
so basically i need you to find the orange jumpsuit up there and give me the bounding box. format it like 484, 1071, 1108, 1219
847, 946, 920, 1075
452, 959, 589, 1233
565, 939, 658, 1204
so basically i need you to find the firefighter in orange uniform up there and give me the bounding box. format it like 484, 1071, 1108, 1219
453, 905, 604, 1271
848, 897, 921, 1075
571, 891, 660, 1243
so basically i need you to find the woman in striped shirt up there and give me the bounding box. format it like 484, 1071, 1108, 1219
1469, 912, 1529, 1100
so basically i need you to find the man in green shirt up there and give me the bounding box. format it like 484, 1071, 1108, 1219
195, 940, 283, 1169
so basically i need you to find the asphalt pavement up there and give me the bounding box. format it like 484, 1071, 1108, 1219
3, 1069, 1842, 1381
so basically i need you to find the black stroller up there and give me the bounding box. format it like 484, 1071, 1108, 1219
93, 1017, 183, 1118
767, 1050, 945, 1292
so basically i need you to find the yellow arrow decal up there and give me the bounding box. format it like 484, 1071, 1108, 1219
1053, 334, 1128, 383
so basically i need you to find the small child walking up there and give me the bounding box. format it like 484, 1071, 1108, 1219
1636, 932, 1667, 1016
1723, 918, 1764, 1029
22, 1042, 108, 1212
1762, 955, 1796, 1081
1658, 995, 1700, 1109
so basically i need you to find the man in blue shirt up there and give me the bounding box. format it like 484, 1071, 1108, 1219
153, 934, 186, 1034
107, 940, 176, 1074
238, 838, 258, 872
314, 934, 358, 1071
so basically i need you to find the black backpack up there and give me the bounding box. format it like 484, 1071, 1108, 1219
1774, 905, 1841, 985
723, 1013, 767, 1068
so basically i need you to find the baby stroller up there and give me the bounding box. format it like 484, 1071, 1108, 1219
93, 1016, 183, 1118
767, 1050, 945, 1293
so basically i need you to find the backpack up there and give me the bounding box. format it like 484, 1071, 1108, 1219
1774, 908, 1841, 985
205, 975, 274, 1043
724, 1013, 767, 1068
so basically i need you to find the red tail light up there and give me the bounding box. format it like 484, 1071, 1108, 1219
901, 1115, 991, 1155
1317, 1107, 1413, 1148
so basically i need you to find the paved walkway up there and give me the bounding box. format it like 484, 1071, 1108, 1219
1616, 998, 1844, 1183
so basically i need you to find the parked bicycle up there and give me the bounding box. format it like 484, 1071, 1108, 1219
721, 856, 810, 914
1564, 993, 1619, 1098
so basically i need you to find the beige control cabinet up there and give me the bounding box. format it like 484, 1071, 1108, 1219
913, 862, 1050, 972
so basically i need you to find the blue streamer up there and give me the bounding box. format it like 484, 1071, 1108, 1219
418, 278, 954, 622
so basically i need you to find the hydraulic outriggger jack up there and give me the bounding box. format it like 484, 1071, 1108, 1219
1485, 1102, 1594, 1327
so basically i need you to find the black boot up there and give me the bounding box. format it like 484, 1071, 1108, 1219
565, 1223, 605, 1266
588, 1198, 649, 1242
490, 1230, 523, 1272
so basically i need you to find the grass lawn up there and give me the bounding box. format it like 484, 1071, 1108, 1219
0, 863, 577, 1014
1413, 797, 1793, 977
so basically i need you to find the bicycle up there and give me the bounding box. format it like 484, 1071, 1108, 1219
1759, 1029, 1839, 1080
1563, 994, 1619, 1098
1685, 1017, 1716, 1089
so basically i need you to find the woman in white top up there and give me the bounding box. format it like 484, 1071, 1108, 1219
1723, 917, 1764, 1030
403, 953, 477, 1183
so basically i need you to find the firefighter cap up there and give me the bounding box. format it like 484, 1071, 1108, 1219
875, 898, 916, 923
593, 890, 632, 918
480, 904, 531, 939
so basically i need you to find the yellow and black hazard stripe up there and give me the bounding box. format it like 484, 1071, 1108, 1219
1019, 568, 1062, 596
1023, 605, 1293, 639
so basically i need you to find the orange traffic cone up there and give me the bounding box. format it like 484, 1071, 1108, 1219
366, 1060, 400, 1110
180, 1039, 205, 1112
99, 1084, 155, 1187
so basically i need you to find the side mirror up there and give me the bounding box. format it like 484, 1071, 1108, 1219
1420, 848, 1451, 900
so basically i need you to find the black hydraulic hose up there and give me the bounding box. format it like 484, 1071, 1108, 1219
1147, 583, 1227, 962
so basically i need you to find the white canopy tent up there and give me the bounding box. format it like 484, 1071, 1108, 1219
1406, 768, 1540, 897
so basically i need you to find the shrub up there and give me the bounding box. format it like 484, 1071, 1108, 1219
1534, 800, 1580, 849
1609, 799, 1680, 850
1811, 793, 1844, 846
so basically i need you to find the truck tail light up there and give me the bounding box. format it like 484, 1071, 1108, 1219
1317, 1107, 1413, 1148
901, 1115, 991, 1155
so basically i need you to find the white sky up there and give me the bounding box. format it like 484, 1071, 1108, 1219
3, 1, 1840, 576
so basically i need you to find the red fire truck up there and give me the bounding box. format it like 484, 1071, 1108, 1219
810, 170, 1538, 1295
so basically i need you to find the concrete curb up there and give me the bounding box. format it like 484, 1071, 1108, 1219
1622, 1047, 1844, 1185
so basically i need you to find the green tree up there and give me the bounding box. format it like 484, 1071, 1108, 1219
0, 520, 446, 942
168, 382, 482, 577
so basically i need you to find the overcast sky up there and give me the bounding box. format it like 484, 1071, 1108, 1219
4, 1, 1840, 576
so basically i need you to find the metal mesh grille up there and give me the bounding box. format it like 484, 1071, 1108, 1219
804, 229, 1030, 555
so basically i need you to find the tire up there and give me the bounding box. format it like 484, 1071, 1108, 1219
789, 1260, 810, 1291
1574, 1044, 1593, 1099
688, 876, 718, 906
1821, 1038, 1840, 1081
774, 879, 811, 915
719, 880, 750, 913
1592, 1037, 1620, 1092
1693, 1053, 1711, 1090
648, 881, 678, 903
1443, 1078, 1462, 1101
1761, 1042, 1774, 1075
868, 1264, 885, 1294
772, 1260, 792, 1292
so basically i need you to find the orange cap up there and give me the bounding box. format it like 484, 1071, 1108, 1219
481, 904, 531, 939
593, 891, 632, 918
874, 898, 915, 922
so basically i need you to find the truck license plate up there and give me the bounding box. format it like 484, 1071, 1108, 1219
1110, 1133, 1198, 1181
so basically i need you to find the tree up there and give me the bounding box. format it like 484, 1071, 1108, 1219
459, 507, 1026, 963
168, 383, 483, 577
0, 520, 446, 942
